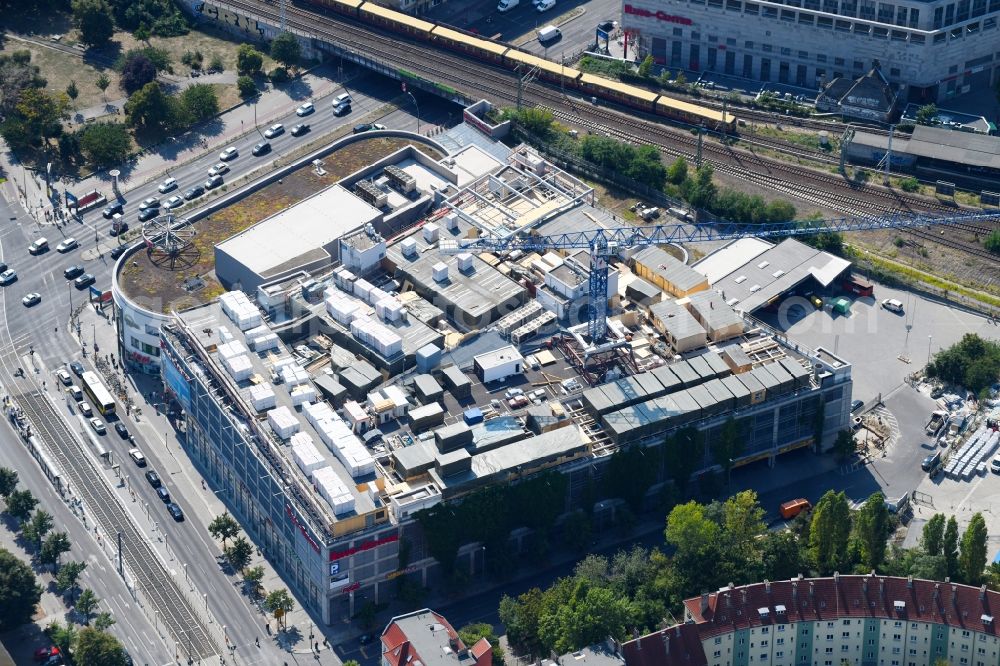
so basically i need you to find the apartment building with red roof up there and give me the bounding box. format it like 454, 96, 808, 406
382, 609, 493, 666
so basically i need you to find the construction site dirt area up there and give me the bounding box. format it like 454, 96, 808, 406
118, 137, 443, 313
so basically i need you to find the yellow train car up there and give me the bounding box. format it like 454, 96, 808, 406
299, 0, 364, 17
359, 2, 435, 36
430, 25, 510, 63
655, 94, 735, 130
578, 72, 659, 111
503, 49, 582, 85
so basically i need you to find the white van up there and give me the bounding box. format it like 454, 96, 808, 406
497, 0, 519, 11
881, 298, 904, 313
28, 237, 48, 255
537, 25, 561, 42
537, 0, 556, 11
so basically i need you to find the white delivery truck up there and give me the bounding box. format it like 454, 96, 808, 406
497, 0, 519, 11
537, 24, 561, 41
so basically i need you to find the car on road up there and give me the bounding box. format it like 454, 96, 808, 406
89, 417, 106, 435
208, 162, 229, 177
851, 399, 864, 413
290, 123, 310, 136
114, 422, 130, 439
138, 207, 158, 222
296, 102, 314, 116
184, 185, 205, 201
881, 298, 904, 313
138, 196, 160, 210
67, 386, 83, 402
56, 237, 78, 253
0, 269, 16, 285
57, 369, 72, 386
129, 448, 146, 466
145, 470, 161, 488
204, 174, 224, 190
219, 146, 239, 161
77, 401, 92, 417
28, 238, 48, 254
70, 361, 84, 377
264, 123, 285, 138
74, 273, 95, 289
158, 177, 178, 193
22, 292, 41, 307
352, 122, 386, 134
110, 244, 129, 259
504, 387, 524, 400
252, 141, 271, 156
156, 486, 170, 502
102, 202, 123, 219
164, 195, 184, 210
166, 502, 184, 521
63, 265, 85, 280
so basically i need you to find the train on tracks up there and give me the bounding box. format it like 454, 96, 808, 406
295, 0, 737, 132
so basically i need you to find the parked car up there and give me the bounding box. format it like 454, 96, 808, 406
251, 141, 271, 156
166, 502, 184, 521
219, 146, 239, 161
264, 123, 285, 138
183, 185, 205, 201
138, 196, 160, 210
56, 237, 78, 253
156, 486, 170, 502
22, 292, 41, 306
851, 399, 864, 413
290, 123, 310, 136
89, 417, 106, 435
70, 361, 84, 377
77, 401, 92, 417
504, 387, 524, 400
74, 273, 96, 289
352, 122, 386, 134
129, 448, 146, 466
57, 369, 72, 386
145, 470, 162, 488
102, 202, 123, 218
0, 269, 16, 285
114, 422, 130, 439
138, 207, 158, 222
881, 298, 904, 313
28, 238, 48, 254
922, 451, 942, 472
992, 457, 1000, 474
164, 195, 184, 210
208, 162, 230, 177
158, 178, 178, 193
296, 102, 314, 116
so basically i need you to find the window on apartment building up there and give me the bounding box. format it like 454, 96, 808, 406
715, 651, 722, 658
909, 7, 918, 25
827, 635, 834, 641
894, 635, 902, 641
824, 662, 833, 666
825, 648, 834, 654
843, 633, 851, 639
777, 639, 785, 646
964, 632, 972, 638
762, 628, 770, 635
762, 641, 769, 648
869, 640, 876, 646
776, 652, 784, 659
802, 630, 810, 636
960, 659, 968, 665
842, 646, 850, 653
761, 654, 768, 661
909, 650, 917, 656
962, 645, 970, 652
978, 648, 986, 655
910, 636, 917, 643
778, 626, 786, 633
716, 638, 723, 645
893, 648, 902, 655
937, 647, 944, 654
892, 661, 900, 666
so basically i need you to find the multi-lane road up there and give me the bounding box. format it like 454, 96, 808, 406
0, 72, 447, 663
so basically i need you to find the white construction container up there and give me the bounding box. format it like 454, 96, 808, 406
217, 340, 248, 360
401, 237, 418, 258
218, 326, 234, 343
445, 212, 459, 231
376, 296, 404, 322
291, 434, 326, 476
251, 332, 279, 352
248, 383, 276, 411
281, 365, 309, 387
290, 384, 317, 406
303, 401, 336, 427
353, 279, 373, 301
326, 295, 361, 326
367, 288, 389, 306
267, 406, 299, 439
222, 354, 253, 382
351, 317, 403, 357
312, 467, 355, 515
423, 223, 440, 243
432, 262, 449, 283
456, 253, 474, 272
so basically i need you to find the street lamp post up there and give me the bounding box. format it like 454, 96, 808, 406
927, 335, 933, 367
405, 91, 420, 133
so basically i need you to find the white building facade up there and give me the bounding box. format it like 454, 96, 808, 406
621, 0, 1000, 101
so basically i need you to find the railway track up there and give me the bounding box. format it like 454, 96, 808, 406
9, 389, 217, 660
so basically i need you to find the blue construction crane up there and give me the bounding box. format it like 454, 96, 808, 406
440, 210, 1000, 342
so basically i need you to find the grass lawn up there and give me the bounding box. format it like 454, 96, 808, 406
0, 38, 124, 110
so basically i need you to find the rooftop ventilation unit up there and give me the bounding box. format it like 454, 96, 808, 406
354, 180, 387, 208
384, 164, 416, 193
423, 223, 440, 243
432, 262, 449, 283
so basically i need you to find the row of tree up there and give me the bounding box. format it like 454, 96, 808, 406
0, 467, 127, 664
71, 0, 187, 49
926, 333, 1000, 398
499, 488, 993, 659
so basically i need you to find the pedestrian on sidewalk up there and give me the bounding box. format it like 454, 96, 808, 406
255, 637, 260, 647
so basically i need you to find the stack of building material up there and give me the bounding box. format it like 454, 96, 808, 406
247, 383, 276, 411
312, 467, 354, 515
267, 406, 299, 439
351, 316, 403, 357
222, 354, 253, 382
220, 291, 262, 331
291, 433, 325, 476
290, 384, 317, 406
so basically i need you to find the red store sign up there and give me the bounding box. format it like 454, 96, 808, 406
623, 4, 693, 24
329, 534, 399, 562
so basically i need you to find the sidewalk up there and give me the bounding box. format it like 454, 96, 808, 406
75, 301, 341, 663
0, 63, 351, 227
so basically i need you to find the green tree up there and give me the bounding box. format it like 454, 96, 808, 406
78, 121, 131, 168
73, 0, 114, 48
537, 582, 634, 653
722, 490, 767, 563
915, 103, 938, 125
944, 515, 960, 578
21, 509, 54, 549
761, 530, 803, 581
75, 626, 127, 663
922, 513, 946, 556
225, 536, 254, 573
237, 75, 257, 99
832, 429, 856, 461
499, 588, 544, 656
0, 51, 47, 117
637, 54, 654, 78
208, 512, 240, 547
512, 107, 555, 137
95, 72, 111, 102
666, 156, 688, 185
344, 661, 362, 666
123, 81, 176, 131
683, 163, 717, 208
459, 623, 505, 666
134, 22, 151, 46
809, 490, 851, 574
5, 489, 38, 524
66, 80, 79, 101
93, 611, 116, 631
75, 588, 99, 623
763, 199, 796, 223
270, 32, 301, 68
665, 501, 722, 593
853, 491, 890, 569
264, 588, 295, 629
45, 621, 77, 655
120, 53, 157, 95
39, 531, 72, 568
985, 230, 1000, 254
209, 54, 225, 72
0, 548, 42, 630
959, 513, 988, 585
0, 468, 17, 498
243, 565, 264, 598
56, 560, 87, 602
180, 83, 219, 121
236, 44, 264, 76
